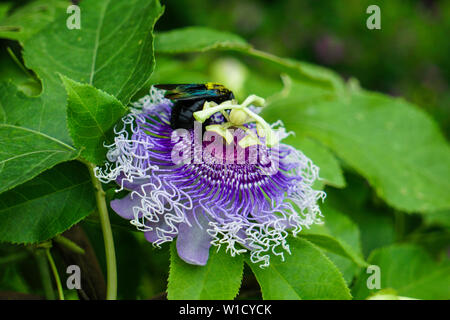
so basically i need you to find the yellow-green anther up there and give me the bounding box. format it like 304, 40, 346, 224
205, 124, 234, 144
203, 101, 218, 109
230, 109, 248, 126
264, 129, 279, 147
194, 103, 238, 123
193, 94, 279, 147
240, 95, 265, 108
238, 132, 262, 148
256, 123, 266, 137
240, 105, 279, 147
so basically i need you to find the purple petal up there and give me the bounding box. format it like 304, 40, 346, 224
110, 193, 140, 219
176, 214, 212, 266
144, 218, 178, 243
116, 173, 148, 190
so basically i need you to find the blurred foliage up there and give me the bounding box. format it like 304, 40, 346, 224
157, 0, 450, 137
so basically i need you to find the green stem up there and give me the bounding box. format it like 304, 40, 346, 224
45, 248, 65, 300
34, 249, 55, 300
54, 235, 85, 255
85, 161, 117, 300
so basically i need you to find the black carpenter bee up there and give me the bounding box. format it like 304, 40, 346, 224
154, 83, 235, 130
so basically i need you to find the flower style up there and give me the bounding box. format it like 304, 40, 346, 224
95, 86, 326, 267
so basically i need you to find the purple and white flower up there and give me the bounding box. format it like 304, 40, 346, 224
95, 86, 325, 267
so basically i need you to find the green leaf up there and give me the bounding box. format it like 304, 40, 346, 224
155, 26, 345, 92
248, 238, 351, 300
0, 3, 12, 22
264, 89, 450, 213
0, 80, 79, 194
298, 206, 366, 284
0, 117, 79, 194
0, 0, 65, 42
167, 242, 244, 300
0, 161, 95, 244
352, 244, 450, 300
149, 57, 213, 84
61, 76, 127, 165
286, 136, 345, 188
0, 0, 163, 193
300, 206, 365, 266
24, 0, 164, 105
326, 253, 360, 286
423, 210, 450, 228
155, 26, 251, 53
355, 210, 396, 258
0, 48, 41, 96
324, 176, 396, 257
299, 233, 365, 265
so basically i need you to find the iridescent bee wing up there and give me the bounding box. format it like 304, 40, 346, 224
154, 83, 230, 101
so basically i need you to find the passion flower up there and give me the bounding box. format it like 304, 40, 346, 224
95, 86, 325, 267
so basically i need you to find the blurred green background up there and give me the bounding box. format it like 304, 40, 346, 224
1, 0, 448, 134
156, 0, 450, 137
